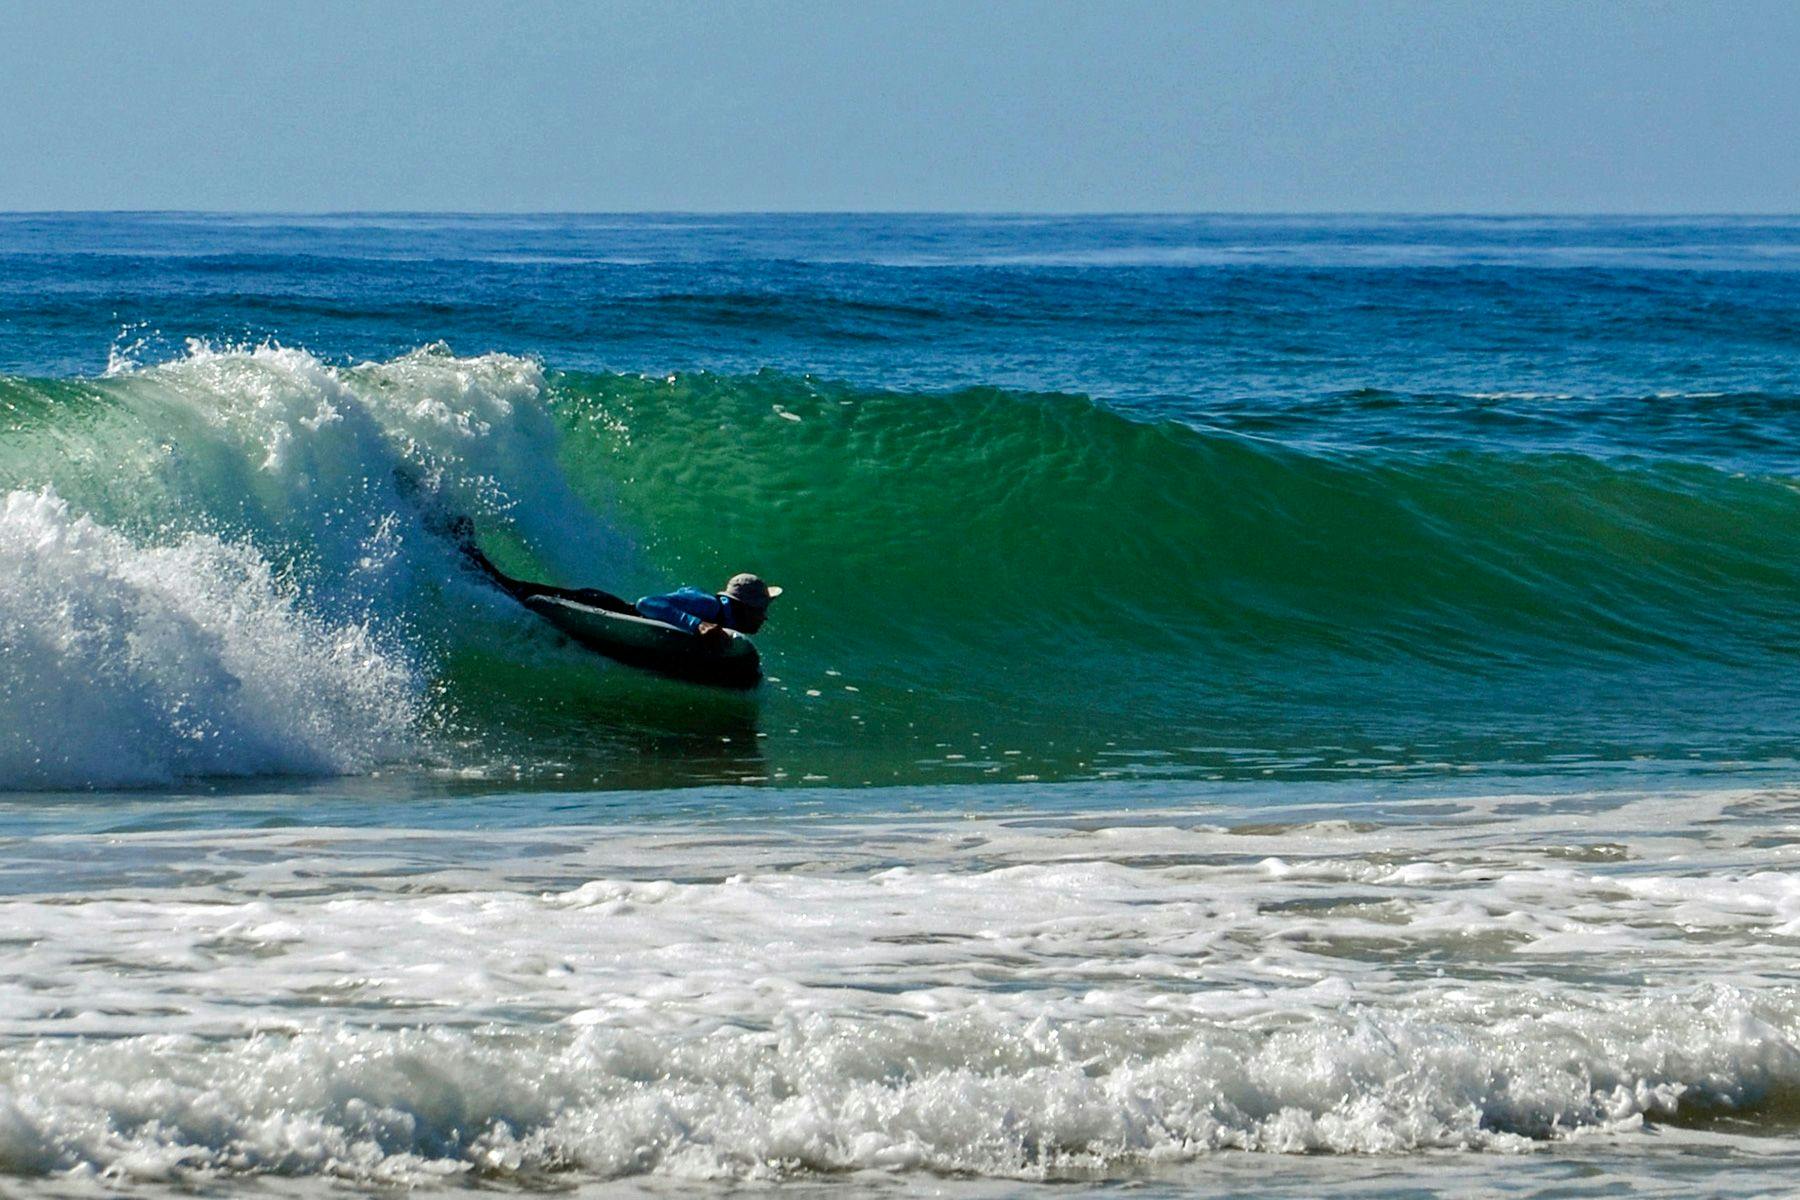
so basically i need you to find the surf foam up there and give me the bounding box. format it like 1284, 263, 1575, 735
0, 982, 1790, 1183
0, 487, 423, 788
0, 343, 655, 788
3, 790, 1800, 1183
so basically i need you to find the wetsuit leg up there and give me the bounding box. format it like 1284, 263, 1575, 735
564, 587, 637, 614
526, 584, 635, 613
460, 542, 635, 613
460, 542, 537, 603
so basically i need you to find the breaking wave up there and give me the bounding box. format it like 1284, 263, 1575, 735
1, 344, 1796, 788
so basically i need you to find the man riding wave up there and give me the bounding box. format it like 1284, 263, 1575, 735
449, 516, 781, 646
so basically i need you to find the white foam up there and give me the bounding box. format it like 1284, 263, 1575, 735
1, 789, 1799, 1184
0, 342, 649, 787
0, 987, 1791, 1185
127, 341, 627, 585
0, 487, 423, 787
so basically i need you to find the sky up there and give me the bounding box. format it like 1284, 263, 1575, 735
1, 0, 1795, 213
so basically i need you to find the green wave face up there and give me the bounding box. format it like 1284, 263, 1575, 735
535, 370, 1800, 785
2, 347, 1798, 790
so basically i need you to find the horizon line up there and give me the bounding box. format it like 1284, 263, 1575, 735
3, 209, 1799, 220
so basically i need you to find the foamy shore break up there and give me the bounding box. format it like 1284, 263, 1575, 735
0, 789, 1796, 1185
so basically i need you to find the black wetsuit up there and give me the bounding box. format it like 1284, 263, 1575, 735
462, 543, 636, 615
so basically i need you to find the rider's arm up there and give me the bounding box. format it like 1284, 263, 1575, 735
634, 588, 724, 634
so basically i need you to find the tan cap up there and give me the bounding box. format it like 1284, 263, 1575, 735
723, 573, 783, 609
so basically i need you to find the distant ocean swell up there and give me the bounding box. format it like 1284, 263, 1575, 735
1, 344, 1796, 789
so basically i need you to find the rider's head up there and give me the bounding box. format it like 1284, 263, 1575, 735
722, 573, 781, 633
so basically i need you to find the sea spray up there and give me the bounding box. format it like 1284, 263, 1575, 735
0, 344, 645, 789
0, 487, 424, 788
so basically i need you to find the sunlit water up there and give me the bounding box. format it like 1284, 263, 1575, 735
0, 215, 1797, 1194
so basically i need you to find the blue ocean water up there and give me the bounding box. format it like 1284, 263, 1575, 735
7, 214, 1800, 440
0, 215, 1797, 1195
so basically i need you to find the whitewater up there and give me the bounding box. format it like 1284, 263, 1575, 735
0, 214, 1797, 1196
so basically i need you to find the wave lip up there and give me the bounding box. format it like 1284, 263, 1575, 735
0, 341, 638, 789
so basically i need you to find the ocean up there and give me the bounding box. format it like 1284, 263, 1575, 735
0, 213, 1797, 1196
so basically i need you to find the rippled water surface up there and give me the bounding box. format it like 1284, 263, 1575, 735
0, 215, 1796, 1194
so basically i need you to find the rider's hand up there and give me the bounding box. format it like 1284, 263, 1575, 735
696, 621, 726, 645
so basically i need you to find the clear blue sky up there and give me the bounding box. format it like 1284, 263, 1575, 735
2, 0, 1795, 213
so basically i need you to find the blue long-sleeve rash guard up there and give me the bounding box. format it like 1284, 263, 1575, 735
635, 587, 745, 634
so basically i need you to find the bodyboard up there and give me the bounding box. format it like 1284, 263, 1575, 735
524, 595, 763, 688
